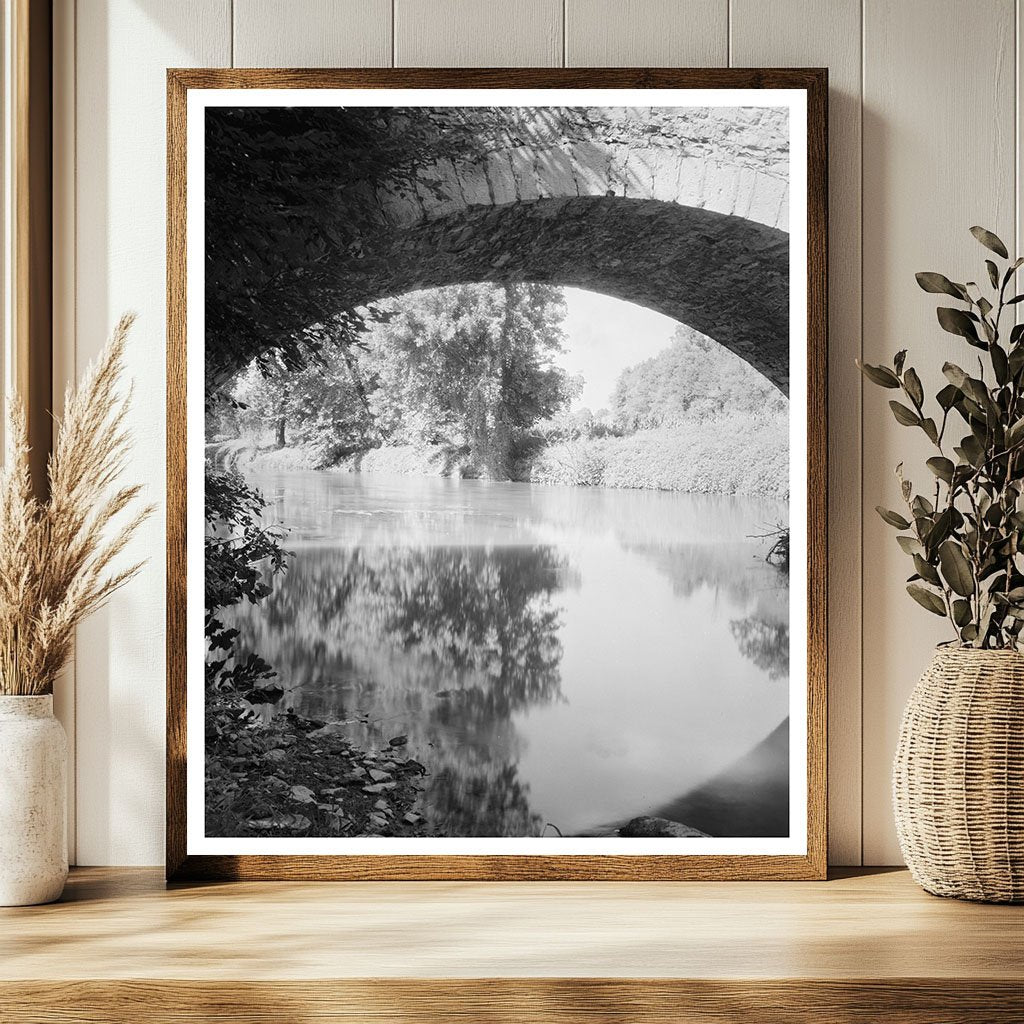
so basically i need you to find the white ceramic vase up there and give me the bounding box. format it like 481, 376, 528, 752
0, 695, 68, 906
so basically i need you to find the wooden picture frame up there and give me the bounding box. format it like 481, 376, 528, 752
167, 68, 827, 882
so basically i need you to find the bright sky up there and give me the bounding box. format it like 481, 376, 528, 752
557, 287, 681, 412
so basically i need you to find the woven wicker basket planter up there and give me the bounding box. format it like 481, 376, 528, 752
893, 648, 1024, 902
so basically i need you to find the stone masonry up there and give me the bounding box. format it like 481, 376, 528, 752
336, 107, 790, 392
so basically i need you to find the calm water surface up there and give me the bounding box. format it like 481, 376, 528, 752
228, 470, 790, 837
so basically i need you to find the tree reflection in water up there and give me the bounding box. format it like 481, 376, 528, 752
729, 617, 789, 680
228, 544, 569, 836
627, 541, 790, 682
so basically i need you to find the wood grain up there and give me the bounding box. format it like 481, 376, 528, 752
394, 0, 563, 67
1, 868, 1022, 1022
3, 980, 1023, 1023
233, 0, 392, 68
565, 0, 728, 67
2, 867, 1022, 979
730, 0, 861, 866
7, 0, 52, 497
860, 0, 1018, 865
165, 62, 189, 886
166, 67, 827, 881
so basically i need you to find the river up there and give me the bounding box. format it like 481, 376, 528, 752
226, 470, 791, 838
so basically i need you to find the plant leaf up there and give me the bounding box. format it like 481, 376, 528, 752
1010, 345, 1024, 382
959, 433, 985, 467
1007, 418, 1024, 450
913, 554, 942, 587
937, 307, 981, 343
897, 534, 925, 557
991, 343, 1009, 386
927, 456, 955, 482
970, 225, 1009, 259
985, 260, 1000, 289
889, 401, 921, 427
877, 506, 911, 530
952, 599, 972, 628
939, 540, 975, 598
911, 494, 934, 517
855, 360, 900, 388
915, 272, 969, 300
936, 383, 960, 411
943, 362, 969, 389
903, 367, 924, 407
907, 582, 947, 617
925, 507, 955, 551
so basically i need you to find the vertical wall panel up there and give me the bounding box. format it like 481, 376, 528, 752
731, 0, 863, 865
52, 0, 76, 863
73, 0, 231, 865
862, 0, 1017, 864
394, 0, 562, 67
234, 0, 392, 67
565, 0, 728, 67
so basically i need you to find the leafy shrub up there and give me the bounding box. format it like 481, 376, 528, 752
526, 414, 788, 498
529, 440, 607, 486
860, 225, 1024, 648
205, 468, 290, 702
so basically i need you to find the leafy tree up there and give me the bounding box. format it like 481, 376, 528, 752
364, 283, 572, 478
227, 325, 379, 465
611, 325, 787, 430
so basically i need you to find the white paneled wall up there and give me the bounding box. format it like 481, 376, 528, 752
53, 0, 1024, 865
730, 0, 864, 870
860, 0, 1019, 864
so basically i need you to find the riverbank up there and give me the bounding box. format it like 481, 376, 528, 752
214, 411, 789, 499
526, 415, 788, 498
205, 697, 431, 839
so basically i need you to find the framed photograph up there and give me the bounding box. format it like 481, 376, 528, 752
167, 68, 827, 881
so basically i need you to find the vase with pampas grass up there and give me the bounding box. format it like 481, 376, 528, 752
0, 314, 151, 906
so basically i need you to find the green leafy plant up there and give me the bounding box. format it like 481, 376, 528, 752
859, 226, 1024, 648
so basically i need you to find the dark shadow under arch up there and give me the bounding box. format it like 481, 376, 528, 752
337, 197, 790, 394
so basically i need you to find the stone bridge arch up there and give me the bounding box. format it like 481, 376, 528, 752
336, 106, 791, 393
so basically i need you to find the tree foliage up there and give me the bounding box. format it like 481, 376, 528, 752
364, 283, 571, 477
204, 107, 488, 390
205, 468, 289, 702
611, 325, 787, 430
217, 282, 574, 480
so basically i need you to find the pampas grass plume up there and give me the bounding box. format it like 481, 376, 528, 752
0, 313, 153, 695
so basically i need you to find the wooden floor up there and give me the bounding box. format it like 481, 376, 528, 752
2, 866, 1022, 1022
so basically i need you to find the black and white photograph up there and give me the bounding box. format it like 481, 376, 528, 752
186, 84, 812, 862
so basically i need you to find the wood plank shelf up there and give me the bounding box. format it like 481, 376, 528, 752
2, 867, 1022, 1022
